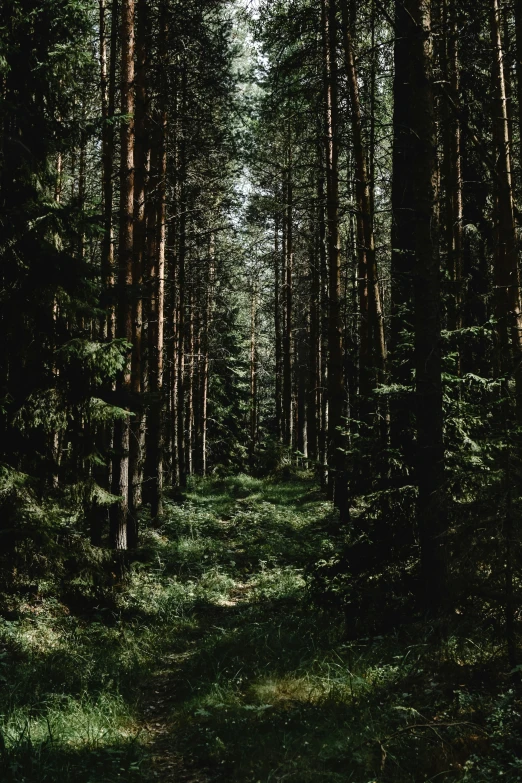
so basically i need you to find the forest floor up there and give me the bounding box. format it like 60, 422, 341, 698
1, 472, 520, 782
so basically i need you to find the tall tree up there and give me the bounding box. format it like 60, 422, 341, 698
110, 0, 135, 552
411, 0, 447, 609
322, 0, 349, 519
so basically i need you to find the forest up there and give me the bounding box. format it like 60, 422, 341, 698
1, 0, 522, 779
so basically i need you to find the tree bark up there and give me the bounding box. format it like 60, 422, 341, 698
250, 285, 258, 467
389, 0, 416, 465
110, 0, 134, 551
145, 23, 167, 518
340, 0, 386, 394
442, 0, 463, 336
308, 214, 320, 463
411, 0, 447, 610
490, 0, 522, 416
274, 213, 283, 441
516, 0, 522, 164
101, 0, 118, 342
322, 0, 349, 520
282, 153, 293, 449
177, 72, 187, 489
201, 236, 214, 476
127, 0, 147, 547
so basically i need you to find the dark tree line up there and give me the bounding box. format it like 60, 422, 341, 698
246, 0, 522, 627
1, 0, 250, 558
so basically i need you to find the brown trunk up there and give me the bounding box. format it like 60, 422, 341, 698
78, 102, 86, 267
110, 0, 134, 552
274, 213, 283, 440
282, 154, 293, 448
297, 336, 307, 457
101, 0, 118, 342
442, 0, 463, 335
516, 0, 522, 164
201, 238, 214, 477
490, 0, 522, 416
250, 286, 258, 467
411, 0, 446, 610
318, 158, 329, 490
177, 86, 187, 489
127, 0, 147, 546
145, 25, 167, 518
389, 0, 416, 466
322, 0, 348, 519
308, 215, 320, 462
187, 286, 195, 477
340, 0, 386, 397
92, 0, 116, 546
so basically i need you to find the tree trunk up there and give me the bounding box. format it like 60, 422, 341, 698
187, 285, 195, 477
127, 0, 147, 547
177, 82, 187, 489
145, 22, 167, 518
516, 0, 522, 164
92, 0, 117, 546
110, 0, 134, 552
442, 0, 463, 336
411, 0, 447, 610
308, 215, 320, 462
282, 153, 293, 449
340, 0, 386, 394
389, 0, 416, 466
101, 0, 118, 342
274, 213, 283, 441
201, 237, 214, 476
250, 285, 258, 467
490, 0, 522, 416
318, 154, 329, 490
322, 0, 349, 519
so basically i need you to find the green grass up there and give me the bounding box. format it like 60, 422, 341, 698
1, 471, 521, 781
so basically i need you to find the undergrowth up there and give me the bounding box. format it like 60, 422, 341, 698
0, 471, 521, 781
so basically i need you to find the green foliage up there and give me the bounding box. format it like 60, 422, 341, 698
0, 474, 520, 781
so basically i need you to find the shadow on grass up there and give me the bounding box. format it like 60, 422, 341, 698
2, 472, 507, 783
0, 736, 144, 783
140, 593, 478, 783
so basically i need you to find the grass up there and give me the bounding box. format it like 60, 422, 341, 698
1, 471, 521, 781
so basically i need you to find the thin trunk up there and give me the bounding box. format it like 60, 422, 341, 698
78, 102, 86, 266
308, 217, 319, 462
411, 0, 446, 610
322, 0, 348, 519
201, 239, 214, 476
92, 0, 116, 546
128, 0, 147, 546
442, 0, 463, 335
389, 0, 416, 466
490, 0, 522, 415
101, 0, 118, 342
187, 286, 195, 477
341, 0, 386, 454
110, 0, 134, 552
145, 83, 167, 518
516, 0, 522, 165
282, 156, 293, 448
274, 213, 283, 440
297, 335, 307, 457
318, 160, 329, 490
177, 105, 187, 489
250, 286, 258, 466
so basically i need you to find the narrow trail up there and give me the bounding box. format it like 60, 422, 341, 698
125, 475, 495, 783
133, 473, 337, 782
0, 473, 503, 782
